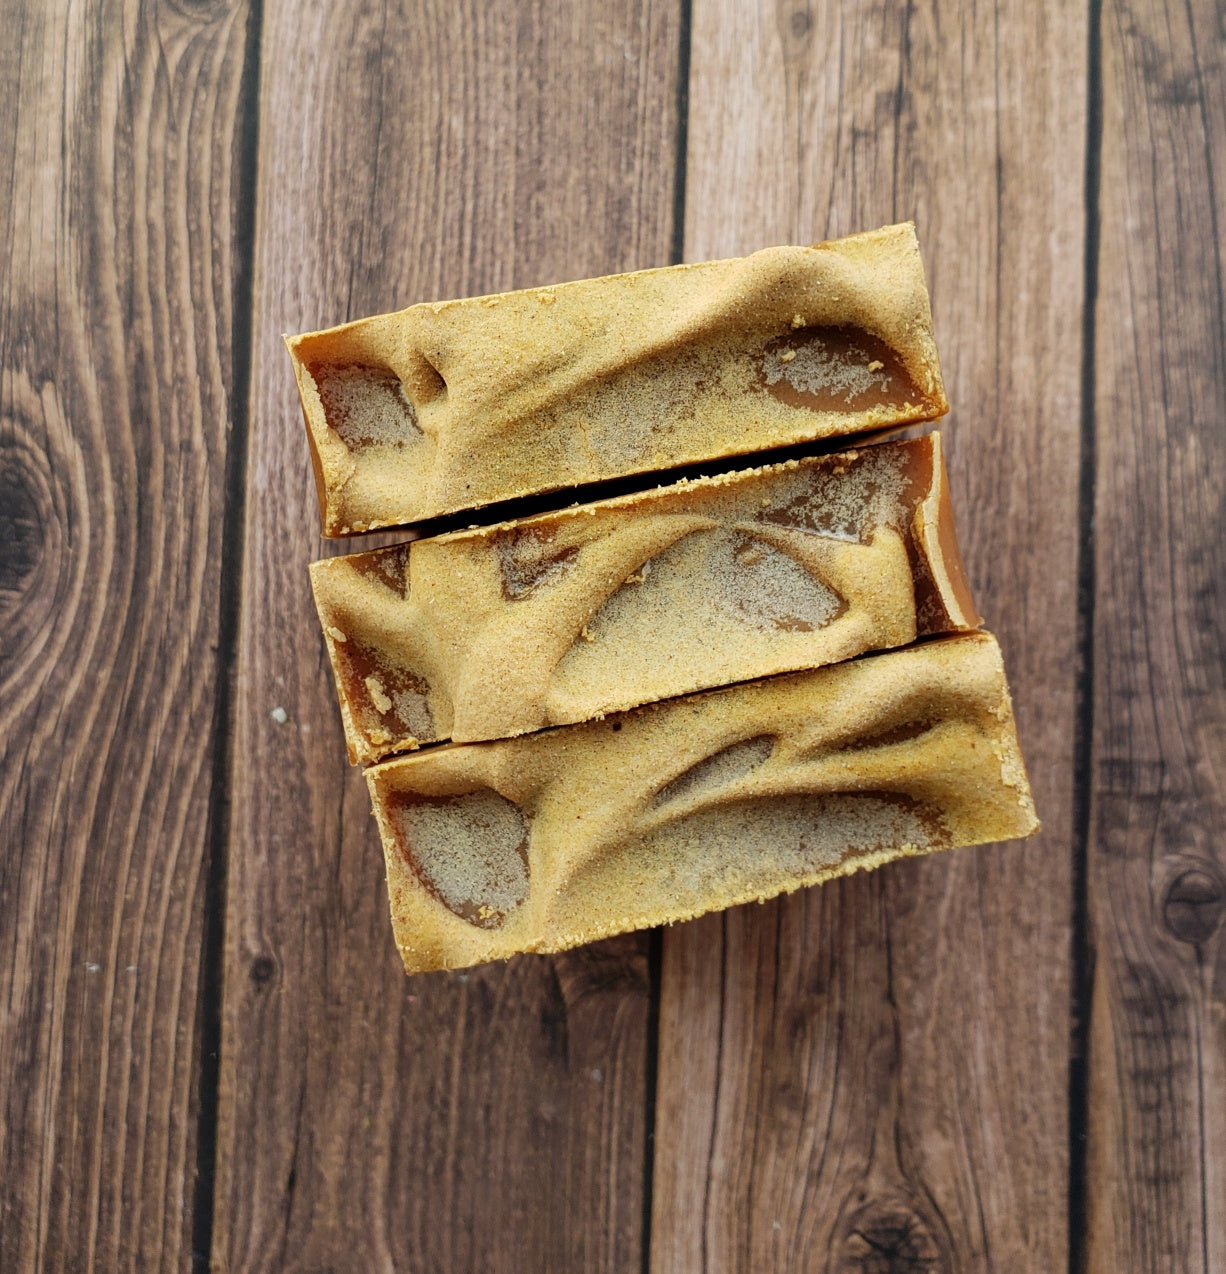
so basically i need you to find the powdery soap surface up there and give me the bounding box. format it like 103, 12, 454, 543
287, 223, 948, 534
310, 433, 979, 763
366, 633, 1039, 974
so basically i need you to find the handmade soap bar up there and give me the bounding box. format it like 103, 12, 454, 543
311, 434, 980, 763
366, 633, 1038, 974
288, 223, 947, 534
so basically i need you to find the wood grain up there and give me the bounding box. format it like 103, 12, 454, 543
6, 1, 1220, 1265
1087, 0, 1226, 1267
0, 1, 254, 1269
652, 1, 1086, 1268
212, 2, 680, 1269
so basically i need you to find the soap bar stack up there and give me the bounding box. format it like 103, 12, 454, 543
288, 223, 1038, 974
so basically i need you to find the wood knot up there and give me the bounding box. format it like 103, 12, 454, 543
249, 956, 278, 987
1161, 867, 1224, 944
775, 1, 814, 50
833, 1198, 952, 1274
164, 0, 233, 23
0, 445, 45, 607
554, 933, 650, 1002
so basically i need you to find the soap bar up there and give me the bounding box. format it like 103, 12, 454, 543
366, 632, 1038, 974
288, 223, 947, 535
310, 433, 980, 763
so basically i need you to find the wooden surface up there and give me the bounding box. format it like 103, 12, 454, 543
653, 4, 1084, 1269
0, 3, 255, 1270
212, 4, 679, 1271
1087, 0, 1226, 1269
0, 2, 1221, 1271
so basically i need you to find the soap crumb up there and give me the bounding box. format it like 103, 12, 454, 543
270, 706, 288, 724
791, 313, 805, 328
868, 359, 884, 372
326, 626, 347, 643
365, 676, 393, 714
779, 349, 797, 363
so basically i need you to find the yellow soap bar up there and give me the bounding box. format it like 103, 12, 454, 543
288, 223, 947, 535
311, 434, 980, 763
366, 633, 1038, 974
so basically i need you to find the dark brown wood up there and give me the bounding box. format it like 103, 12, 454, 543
652, 1, 1086, 1268
1087, 0, 1226, 1267
7, 1, 1224, 1266
0, 1, 254, 1269
212, 3, 680, 1269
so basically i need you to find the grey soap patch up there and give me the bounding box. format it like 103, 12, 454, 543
334, 634, 435, 745
497, 528, 580, 600
579, 527, 843, 648
654, 735, 776, 807
757, 326, 918, 412
390, 788, 530, 929
756, 447, 909, 543
762, 337, 891, 403
835, 716, 938, 753
348, 543, 411, 597
313, 363, 422, 450
641, 790, 947, 897
712, 532, 843, 631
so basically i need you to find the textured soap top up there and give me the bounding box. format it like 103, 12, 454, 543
366, 633, 1038, 974
288, 222, 947, 534
311, 434, 981, 762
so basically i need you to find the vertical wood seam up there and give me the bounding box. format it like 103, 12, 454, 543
1194, 998, 1209, 1274
670, 0, 692, 268
701, 927, 730, 1274
641, 927, 663, 1274
645, 8, 694, 1270
190, 2, 265, 1269
1070, 0, 1102, 1268
1178, 0, 1226, 391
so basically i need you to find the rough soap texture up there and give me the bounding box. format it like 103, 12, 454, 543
288, 223, 948, 534
367, 633, 1039, 974
311, 434, 980, 762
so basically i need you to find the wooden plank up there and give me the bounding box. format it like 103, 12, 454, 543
652, 1, 1086, 1267
0, 1, 254, 1269
212, 3, 680, 1269
1086, 0, 1226, 1267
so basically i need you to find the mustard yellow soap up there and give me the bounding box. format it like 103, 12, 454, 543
288, 223, 947, 534
366, 633, 1038, 974
311, 434, 979, 763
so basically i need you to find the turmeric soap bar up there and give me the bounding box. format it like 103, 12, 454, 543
311, 434, 980, 763
366, 633, 1038, 974
288, 223, 947, 535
